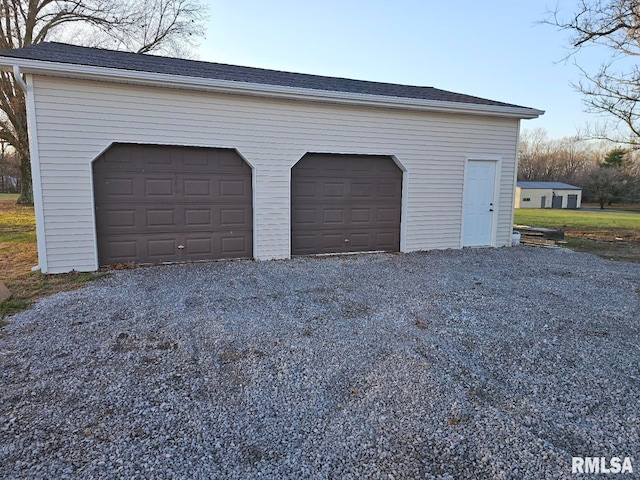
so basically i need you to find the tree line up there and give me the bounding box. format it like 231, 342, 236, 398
519, 128, 640, 208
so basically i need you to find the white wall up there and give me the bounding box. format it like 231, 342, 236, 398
31, 76, 521, 273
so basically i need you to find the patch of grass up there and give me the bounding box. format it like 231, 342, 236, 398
514, 208, 640, 236
0, 193, 19, 201
0, 198, 103, 323
514, 207, 640, 262
0, 299, 30, 318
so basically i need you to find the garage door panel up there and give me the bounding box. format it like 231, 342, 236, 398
292, 181, 317, 198
148, 237, 178, 257
291, 154, 401, 255
100, 203, 252, 234
100, 205, 180, 233
143, 148, 174, 167
221, 235, 250, 256
220, 179, 249, 197
101, 146, 136, 167
377, 207, 401, 223
291, 234, 316, 252
182, 178, 211, 197
293, 208, 316, 224
378, 182, 402, 198
103, 209, 137, 228
106, 176, 207, 202
185, 236, 213, 255
323, 182, 347, 198
351, 208, 371, 223
322, 233, 344, 250
351, 183, 372, 198
349, 232, 371, 249
99, 239, 138, 261
292, 204, 396, 231
184, 208, 211, 227
144, 178, 175, 197
323, 208, 345, 224
375, 232, 399, 249
347, 230, 398, 251
93, 144, 253, 266
220, 208, 249, 227
95, 178, 135, 198
181, 148, 209, 167
179, 176, 251, 202
146, 209, 175, 227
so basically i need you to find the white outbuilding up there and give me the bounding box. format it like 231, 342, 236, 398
515, 182, 582, 209
0, 43, 543, 273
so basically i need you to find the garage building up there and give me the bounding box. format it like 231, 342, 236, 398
515, 182, 582, 209
0, 43, 542, 273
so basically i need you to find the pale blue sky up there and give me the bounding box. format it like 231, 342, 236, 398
196, 1, 612, 139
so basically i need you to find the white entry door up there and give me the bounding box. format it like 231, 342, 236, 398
463, 160, 497, 246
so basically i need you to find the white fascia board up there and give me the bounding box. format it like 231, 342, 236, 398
0, 57, 545, 119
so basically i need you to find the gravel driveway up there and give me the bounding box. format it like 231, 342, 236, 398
1, 247, 638, 479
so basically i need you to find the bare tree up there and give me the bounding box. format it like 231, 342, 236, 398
518, 128, 595, 183
518, 128, 557, 181
547, 0, 640, 145
556, 135, 599, 183
0, 0, 208, 204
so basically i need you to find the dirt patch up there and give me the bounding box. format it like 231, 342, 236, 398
565, 234, 640, 263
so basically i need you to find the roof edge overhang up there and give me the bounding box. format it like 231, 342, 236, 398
0, 57, 544, 119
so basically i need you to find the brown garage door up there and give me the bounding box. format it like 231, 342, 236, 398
93, 144, 252, 266
291, 153, 402, 255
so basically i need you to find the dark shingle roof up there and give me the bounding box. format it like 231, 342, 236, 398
517, 182, 581, 190
0, 42, 530, 109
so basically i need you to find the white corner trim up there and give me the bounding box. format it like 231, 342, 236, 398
0, 57, 545, 119
231, 149, 258, 260
24, 74, 49, 273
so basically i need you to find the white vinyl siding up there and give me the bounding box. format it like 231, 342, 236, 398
32, 76, 520, 273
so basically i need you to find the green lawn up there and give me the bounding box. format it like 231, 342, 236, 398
514, 208, 640, 235
0, 193, 19, 200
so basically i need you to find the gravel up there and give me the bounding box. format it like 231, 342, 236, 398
0, 246, 638, 479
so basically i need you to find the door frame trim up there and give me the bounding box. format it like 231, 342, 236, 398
390, 155, 408, 253
460, 156, 502, 248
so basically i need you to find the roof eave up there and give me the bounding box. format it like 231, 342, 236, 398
0, 57, 544, 119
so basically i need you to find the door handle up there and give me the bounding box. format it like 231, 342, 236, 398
489, 209, 494, 212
